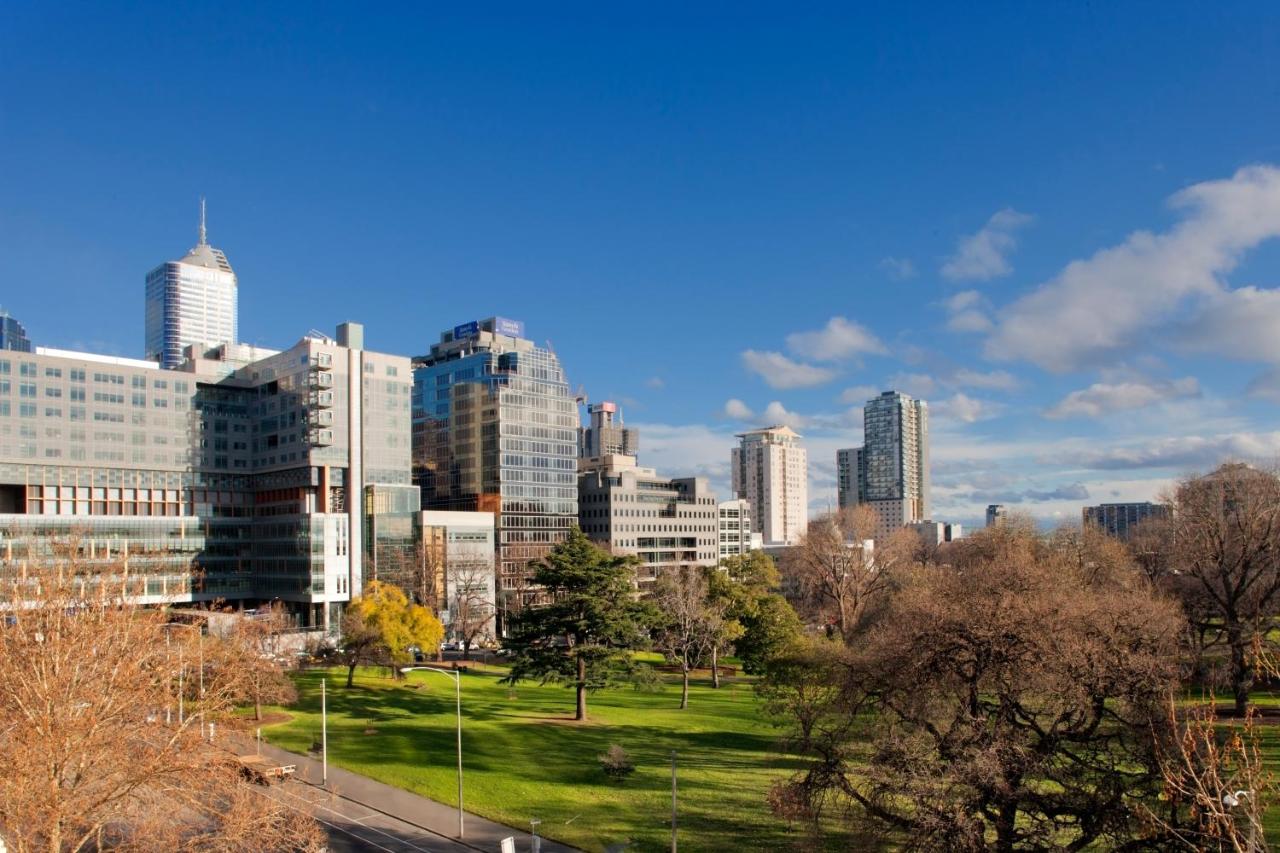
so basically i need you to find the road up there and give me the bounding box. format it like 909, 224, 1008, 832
267, 780, 483, 853
245, 740, 579, 853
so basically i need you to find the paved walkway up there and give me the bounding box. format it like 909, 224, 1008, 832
251, 740, 580, 853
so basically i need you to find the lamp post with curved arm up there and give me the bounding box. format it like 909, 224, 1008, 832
164, 619, 205, 738
413, 666, 464, 839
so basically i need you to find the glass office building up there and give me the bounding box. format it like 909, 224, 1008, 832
412, 318, 578, 618
0, 322, 413, 635
0, 310, 32, 353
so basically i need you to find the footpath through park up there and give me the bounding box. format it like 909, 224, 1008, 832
254, 739, 581, 853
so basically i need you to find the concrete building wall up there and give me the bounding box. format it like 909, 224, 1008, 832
579, 455, 718, 591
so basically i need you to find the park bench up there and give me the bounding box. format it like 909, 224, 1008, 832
236, 754, 296, 785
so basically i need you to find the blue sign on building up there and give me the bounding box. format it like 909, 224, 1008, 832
493, 317, 525, 338
453, 321, 480, 340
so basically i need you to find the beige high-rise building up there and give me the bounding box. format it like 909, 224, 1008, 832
731, 425, 808, 546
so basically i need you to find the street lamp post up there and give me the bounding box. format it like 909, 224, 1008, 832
417, 666, 464, 839
165, 621, 205, 737
321, 677, 328, 787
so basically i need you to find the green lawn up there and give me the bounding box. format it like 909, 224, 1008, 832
262, 665, 833, 852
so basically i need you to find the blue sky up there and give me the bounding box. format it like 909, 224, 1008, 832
4, 3, 1280, 527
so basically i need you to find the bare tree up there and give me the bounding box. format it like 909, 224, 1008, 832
785, 506, 910, 644
651, 565, 724, 709
1146, 698, 1274, 851
446, 555, 495, 658
0, 565, 323, 852
764, 525, 1188, 850
218, 603, 297, 722
1167, 463, 1280, 715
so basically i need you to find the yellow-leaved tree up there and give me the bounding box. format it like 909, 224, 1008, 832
342, 580, 443, 684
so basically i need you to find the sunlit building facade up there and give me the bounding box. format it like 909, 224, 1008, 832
145, 202, 238, 369
0, 321, 412, 633
411, 318, 578, 617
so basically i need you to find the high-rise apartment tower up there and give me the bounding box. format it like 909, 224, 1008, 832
858, 391, 929, 541
731, 425, 808, 546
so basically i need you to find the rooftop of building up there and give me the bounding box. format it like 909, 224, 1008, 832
735, 424, 803, 440
169, 200, 235, 275
35, 346, 160, 371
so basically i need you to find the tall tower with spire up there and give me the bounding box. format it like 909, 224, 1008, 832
144, 198, 238, 368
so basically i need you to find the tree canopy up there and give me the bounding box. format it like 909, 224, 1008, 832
502, 528, 655, 720
764, 526, 1186, 851
342, 580, 444, 684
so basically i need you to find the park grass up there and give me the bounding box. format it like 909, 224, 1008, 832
262, 665, 836, 852
260, 666, 1280, 850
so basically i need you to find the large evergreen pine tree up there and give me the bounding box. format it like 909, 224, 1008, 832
502, 529, 654, 720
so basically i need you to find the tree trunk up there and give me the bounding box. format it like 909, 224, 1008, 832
254, 692, 262, 722
575, 653, 587, 721
680, 664, 689, 710
995, 799, 1017, 853
1229, 623, 1252, 715
346, 661, 356, 688
711, 645, 720, 689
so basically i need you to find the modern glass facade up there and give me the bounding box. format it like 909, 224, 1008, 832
859, 390, 929, 539
0, 328, 412, 632
412, 318, 578, 616
0, 311, 32, 353
364, 482, 421, 596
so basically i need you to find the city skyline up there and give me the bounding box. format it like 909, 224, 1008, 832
5, 6, 1280, 527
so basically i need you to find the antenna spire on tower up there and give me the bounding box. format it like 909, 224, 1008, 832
198, 196, 207, 245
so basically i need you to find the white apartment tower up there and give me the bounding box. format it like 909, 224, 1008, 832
731, 425, 808, 546
145, 199, 238, 369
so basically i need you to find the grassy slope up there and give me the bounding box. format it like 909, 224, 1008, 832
263, 665, 827, 853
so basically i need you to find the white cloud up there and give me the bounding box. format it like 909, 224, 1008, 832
784, 317, 886, 362
956, 482, 1091, 504
942, 289, 994, 333
1179, 285, 1280, 362
1044, 376, 1201, 419
644, 376, 665, 390
723, 398, 754, 420
941, 208, 1034, 281
986, 165, 1280, 372
952, 368, 1020, 392
947, 309, 994, 333
741, 350, 838, 389
890, 372, 938, 397
632, 422, 738, 497
1247, 368, 1280, 401
838, 385, 880, 405
932, 392, 999, 424
888, 369, 1016, 398
879, 256, 917, 280
760, 401, 809, 429
1051, 431, 1280, 471
945, 290, 984, 313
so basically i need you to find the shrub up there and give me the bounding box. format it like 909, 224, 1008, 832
631, 663, 665, 693
598, 744, 635, 782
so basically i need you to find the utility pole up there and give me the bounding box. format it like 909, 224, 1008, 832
321, 678, 328, 787
671, 750, 678, 853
